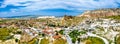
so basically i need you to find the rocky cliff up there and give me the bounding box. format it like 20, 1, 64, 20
79, 8, 120, 18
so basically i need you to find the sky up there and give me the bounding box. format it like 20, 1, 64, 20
0, 0, 120, 17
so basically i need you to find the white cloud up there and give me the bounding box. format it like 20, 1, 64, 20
1, 0, 119, 10
0, 0, 120, 16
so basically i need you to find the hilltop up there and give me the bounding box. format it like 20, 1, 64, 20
79, 8, 120, 18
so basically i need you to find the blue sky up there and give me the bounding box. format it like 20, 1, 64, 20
0, 0, 120, 17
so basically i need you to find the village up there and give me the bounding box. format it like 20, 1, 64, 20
0, 15, 120, 44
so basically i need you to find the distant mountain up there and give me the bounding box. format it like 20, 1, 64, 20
1, 15, 63, 19
3, 15, 39, 18
78, 8, 120, 18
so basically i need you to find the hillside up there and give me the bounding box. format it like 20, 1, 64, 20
79, 8, 120, 18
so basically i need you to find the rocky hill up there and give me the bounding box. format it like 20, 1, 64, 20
79, 8, 120, 18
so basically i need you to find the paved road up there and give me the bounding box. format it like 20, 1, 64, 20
64, 28, 73, 44
65, 34, 73, 44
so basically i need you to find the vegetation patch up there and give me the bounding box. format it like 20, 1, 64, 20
85, 37, 105, 44
106, 15, 120, 20
69, 30, 86, 43
28, 38, 38, 44
40, 38, 49, 44
0, 28, 13, 41
116, 36, 120, 44
53, 38, 67, 44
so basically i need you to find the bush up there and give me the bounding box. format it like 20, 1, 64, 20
58, 30, 64, 35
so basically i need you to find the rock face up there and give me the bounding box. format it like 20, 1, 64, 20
79, 8, 120, 18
